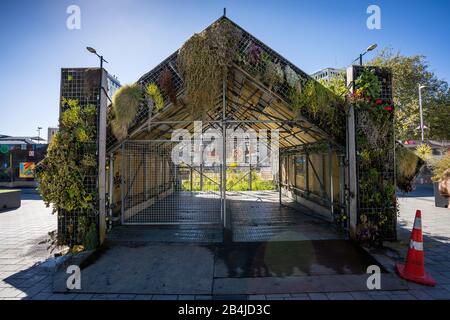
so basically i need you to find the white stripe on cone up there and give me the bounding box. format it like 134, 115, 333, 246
409, 240, 423, 251
413, 218, 422, 230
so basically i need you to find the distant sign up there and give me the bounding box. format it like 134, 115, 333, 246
19, 162, 35, 178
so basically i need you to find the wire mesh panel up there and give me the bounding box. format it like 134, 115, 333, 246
352, 66, 397, 240
224, 135, 285, 241
58, 68, 100, 245
121, 141, 222, 225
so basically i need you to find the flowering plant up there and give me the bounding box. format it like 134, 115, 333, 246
352, 69, 397, 246
351, 88, 395, 113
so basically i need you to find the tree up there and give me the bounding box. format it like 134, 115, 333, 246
369, 49, 450, 140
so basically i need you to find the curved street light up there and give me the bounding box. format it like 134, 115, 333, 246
352, 43, 378, 66
86, 46, 108, 68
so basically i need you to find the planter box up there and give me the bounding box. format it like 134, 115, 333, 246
0, 190, 21, 209
434, 182, 449, 208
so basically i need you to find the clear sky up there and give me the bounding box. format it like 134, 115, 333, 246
1, 0, 449, 138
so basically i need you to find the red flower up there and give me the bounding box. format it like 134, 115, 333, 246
376, 99, 383, 105
384, 106, 392, 111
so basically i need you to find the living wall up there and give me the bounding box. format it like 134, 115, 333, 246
36, 98, 98, 250
396, 144, 424, 193
289, 79, 347, 141
351, 69, 398, 245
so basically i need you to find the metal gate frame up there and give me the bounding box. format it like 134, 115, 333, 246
119, 140, 223, 225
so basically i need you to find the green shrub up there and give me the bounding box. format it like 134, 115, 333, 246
430, 154, 450, 182
36, 98, 98, 249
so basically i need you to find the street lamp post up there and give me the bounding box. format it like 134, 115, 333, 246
353, 44, 378, 66
37, 126, 42, 144
86, 46, 108, 244
87, 47, 108, 70
418, 84, 428, 142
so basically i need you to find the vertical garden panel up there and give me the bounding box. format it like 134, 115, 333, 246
351, 65, 397, 242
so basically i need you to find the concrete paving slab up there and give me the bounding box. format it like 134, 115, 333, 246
213, 274, 407, 295
53, 243, 215, 295
214, 240, 383, 278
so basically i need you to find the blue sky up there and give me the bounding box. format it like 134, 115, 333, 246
0, 0, 449, 138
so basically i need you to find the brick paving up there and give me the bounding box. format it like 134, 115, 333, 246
0, 189, 449, 300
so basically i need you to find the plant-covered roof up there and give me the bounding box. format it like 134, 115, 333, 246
107, 16, 346, 151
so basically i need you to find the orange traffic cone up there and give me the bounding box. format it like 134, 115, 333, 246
395, 210, 436, 286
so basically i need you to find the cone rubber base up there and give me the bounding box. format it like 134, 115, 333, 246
395, 263, 436, 287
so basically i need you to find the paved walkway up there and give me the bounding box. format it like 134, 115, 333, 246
0, 189, 449, 300
0, 191, 56, 300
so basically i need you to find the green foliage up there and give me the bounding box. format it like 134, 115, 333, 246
146, 83, 164, 111
261, 55, 284, 90
415, 143, 432, 161
182, 169, 275, 192
83, 222, 99, 250
284, 65, 301, 90
352, 69, 397, 245
396, 144, 423, 192
370, 48, 450, 140
36, 98, 98, 249
111, 84, 142, 140
178, 19, 241, 117
321, 77, 348, 97
289, 79, 346, 140
430, 153, 450, 182
354, 69, 381, 99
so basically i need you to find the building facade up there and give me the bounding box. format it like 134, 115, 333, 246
0, 135, 47, 187
311, 67, 344, 82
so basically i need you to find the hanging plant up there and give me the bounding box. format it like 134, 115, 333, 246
284, 65, 301, 90
111, 84, 142, 140
207, 19, 242, 71
396, 144, 424, 192
159, 68, 178, 106
146, 82, 164, 111
178, 19, 242, 117
262, 58, 284, 90
110, 118, 128, 141
247, 43, 263, 65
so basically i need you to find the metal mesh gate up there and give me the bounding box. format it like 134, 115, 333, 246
121, 141, 222, 225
